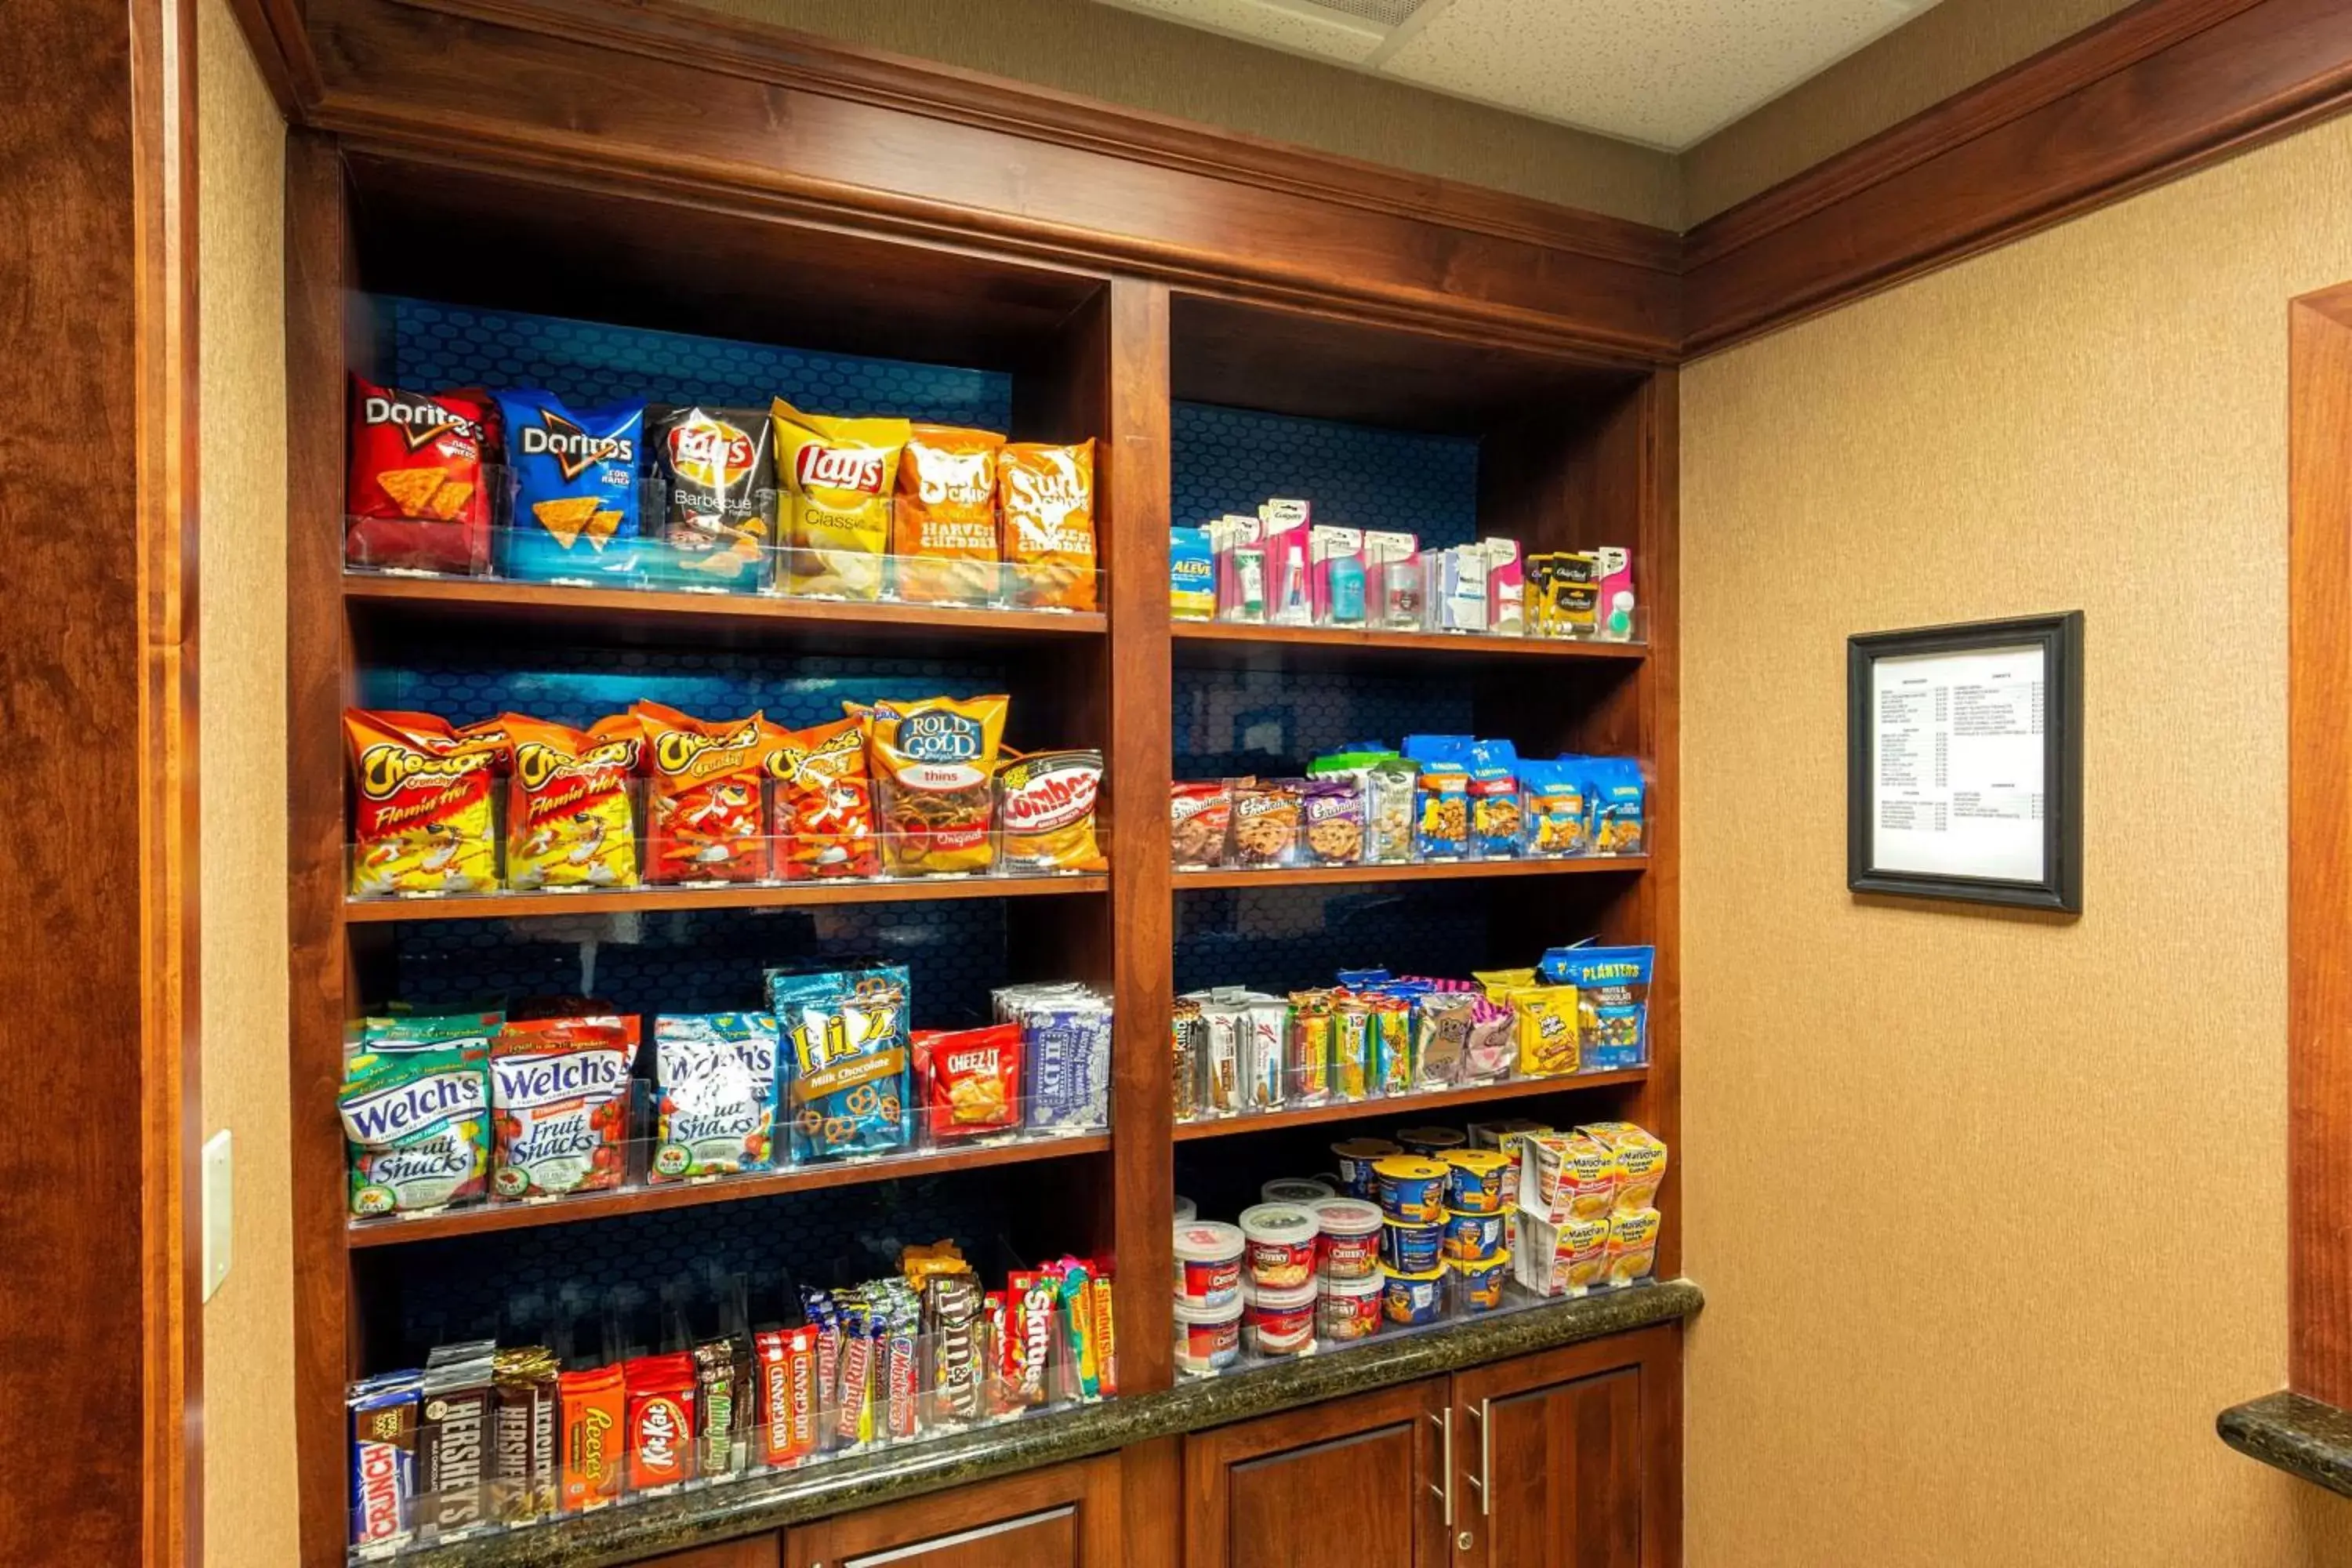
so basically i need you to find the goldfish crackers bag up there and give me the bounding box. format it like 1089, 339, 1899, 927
344, 709, 505, 897
761, 714, 880, 881
894, 424, 1004, 604
633, 701, 768, 885
772, 397, 908, 601
1000, 441, 1096, 612
502, 713, 642, 891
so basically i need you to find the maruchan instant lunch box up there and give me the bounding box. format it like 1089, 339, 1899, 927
1174, 1296, 1243, 1376
1174, 1221, 1245, 1308
1312, 1197, 1383, 1281
1239, 1203, 1321, 1290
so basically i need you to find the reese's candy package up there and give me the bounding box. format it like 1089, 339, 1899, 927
632, 701, 768, 885
497, 392, 644, 582
771, 397, 908, 601
893, 423, 1004, 604
347, 376, 496, 575
488, 1015, 635, 1200
345, 709, 505, 898
761, 714, 879, 881
1000, 441, 1096, 612
863, 694, 1009, 877
503, 713, 641, 891
995, 748, 1105, 874
648, 405, 775, 589
340, 1045, 492, 1217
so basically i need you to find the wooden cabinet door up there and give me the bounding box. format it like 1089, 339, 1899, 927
1181, 1377, 1452, 1568
1444, 1325, 1679, 1568
784, 1456, 1121, 1568
633, 1535, 781, 1568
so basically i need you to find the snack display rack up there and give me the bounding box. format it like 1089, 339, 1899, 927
283, 138, 1675, 1568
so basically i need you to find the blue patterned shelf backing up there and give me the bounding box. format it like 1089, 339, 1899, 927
1171, 401, 1479, 550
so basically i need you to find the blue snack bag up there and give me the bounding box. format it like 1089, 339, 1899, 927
496, 391, 645, 582
1586, 757, 1646, 855
1536, 943, 1654, 1069
1403, 735, 1472, 860
1467, 739, 1522, 859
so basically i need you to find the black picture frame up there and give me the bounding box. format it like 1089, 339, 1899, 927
1846, 612, 2083, 913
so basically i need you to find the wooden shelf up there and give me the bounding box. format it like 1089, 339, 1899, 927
1173, 1069, 1649, 1142
342, 573, 1107, 653
344, 873, 1107, 924
1173, 619, 1643, 675
348, 1131, 1112, 1247
1174, 858, 1645, 891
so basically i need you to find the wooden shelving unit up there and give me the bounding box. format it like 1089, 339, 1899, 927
343, 873, 1108, 924
1171, 1069, 1649, 1142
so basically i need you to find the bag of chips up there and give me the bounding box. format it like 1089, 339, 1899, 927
497, 391, 644, 582
653, 1013, 781, 1181
1000, 441, 1096, 612
996, 749, 1105, 875
346, 376, 496, 574
913, 1022, 1022, 1143
501, 713, 641, 891
1404, 735, 1472, 860
771, 397, 908, 601
862, 694, 1009, 877
647, 405, 775, 590
1467, 739, 1523, 859
761, 714, 879, 881
785, 982, 909, 1161
488, 1015, 636, 1200
893, 424, 1004, 604
344, 708, 504, 897
1519, 760, 1588, 857
631, 702, 768, 885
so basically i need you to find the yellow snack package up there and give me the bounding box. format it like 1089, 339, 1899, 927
503, 713, 642, 891
344, 709, 504, 897
1472, 967, 1537, 1002
1606, 1208, 1660, 1284
1512, 985, 1580, 1078
862, 694, 1011, 877
771, 397, 909, 601
1579, 1121, 1670, 1212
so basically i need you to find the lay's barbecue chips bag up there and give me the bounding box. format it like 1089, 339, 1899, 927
498, 391, 644, 582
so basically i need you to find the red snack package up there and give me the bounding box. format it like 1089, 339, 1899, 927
632, 701, 767, 885
344, 709, 506, 898
557, 1364, 624, 1514
1001, 1270, 1057, 1410
623, 1352, 698, 1494
488, 1016, 636, 1200
761, 714, 879, 881
347, 375, 495, 574
753, 1327, 817, 1467
914, 1023, 1022, 1143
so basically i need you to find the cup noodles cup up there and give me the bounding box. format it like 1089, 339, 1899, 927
1312, 1198, 1383, 1281
1380, 1216, 1445, 1275
1606, 1208, 1661, 1285
1240, 1279, 1317, 1356
1174, 1297, 1243, 1376
1518, 1133, 1620, 1224
1374, 1156, 1450, 1223
1238, 1203, 1320, 1291
1261, 1178, 1336, 1206
1174, 1221, 1245, 1308
1440, 1149, 1511, 1214
1453, 1254, 1508, 1313
1395, 1125, 1466, 1158
1441, 1208, 1507, 1262
1319, 1272, 1384, 1341
1513, 1212, 1611, 1298
1332, 1137, 1400, 1199
1381, 1264, 1447, 1326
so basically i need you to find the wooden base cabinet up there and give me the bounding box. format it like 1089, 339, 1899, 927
785, 1456, 1123, 1568
1183, 1329, 1679, 1568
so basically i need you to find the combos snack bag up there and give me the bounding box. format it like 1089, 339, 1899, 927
995, 749, 1105, 875
648, 405, 775, 588
346, 376, 495, 574
652, 1013, 780, 1181
894, 424, 1004, 604
340, 1045, 492, 1216
1000, 441, 1096, 611
488, 1016, 635, 1200
496, 392, 644, 582
760, 715, 878, 881
345, 709, 505, 897
771, 397, 908, 601
862, 694, 1009, 877
502, 713, 641, 891
914, 1022, 1022, 1142
633, 702, 768, 885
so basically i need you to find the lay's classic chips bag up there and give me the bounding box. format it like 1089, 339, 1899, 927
497, 391, 644, 583
771, 397, 908, 601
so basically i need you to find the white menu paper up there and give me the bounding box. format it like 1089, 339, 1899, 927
1870, 642, 2046, 882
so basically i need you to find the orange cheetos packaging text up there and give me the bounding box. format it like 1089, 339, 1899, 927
1000, 441, 1096, 612
761, 714, 880, 880
500, 713, 642, 891
771, 397, 908, 601
894, 424, 1004, 604
631, 701, 768, 885
344, 709, 506, 897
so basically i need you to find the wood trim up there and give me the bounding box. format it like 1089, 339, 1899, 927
2288, 282, 2352, 1408
224, 0, 320, 114
1686, 0, 2352, 353
785, 1455, 1123, 1568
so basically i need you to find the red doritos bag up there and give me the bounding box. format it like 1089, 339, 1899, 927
347, 374, 496, 575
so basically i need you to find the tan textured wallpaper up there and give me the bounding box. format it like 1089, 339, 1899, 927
677, 0, 1680, 227
198, 0, 294, 1560
1682, 115, 2352, 1566
1680, 0, 2136, 223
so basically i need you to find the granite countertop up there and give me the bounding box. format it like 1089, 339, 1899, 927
392, 1278, 1703, 1568
2218, 1389, 2352, 1497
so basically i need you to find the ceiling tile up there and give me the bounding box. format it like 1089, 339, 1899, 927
1378, 0, 1929, 147
1096, 0, 1391, 64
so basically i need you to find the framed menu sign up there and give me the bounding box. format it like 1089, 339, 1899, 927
1846, 612, 2082, 912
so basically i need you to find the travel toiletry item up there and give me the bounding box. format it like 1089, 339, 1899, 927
1170, 526, 1215, 620
1593, 546, 1635, 641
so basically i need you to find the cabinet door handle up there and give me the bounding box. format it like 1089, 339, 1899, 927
1426, 1407, 1454, 1528
1466, 1399, 1491, 1516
